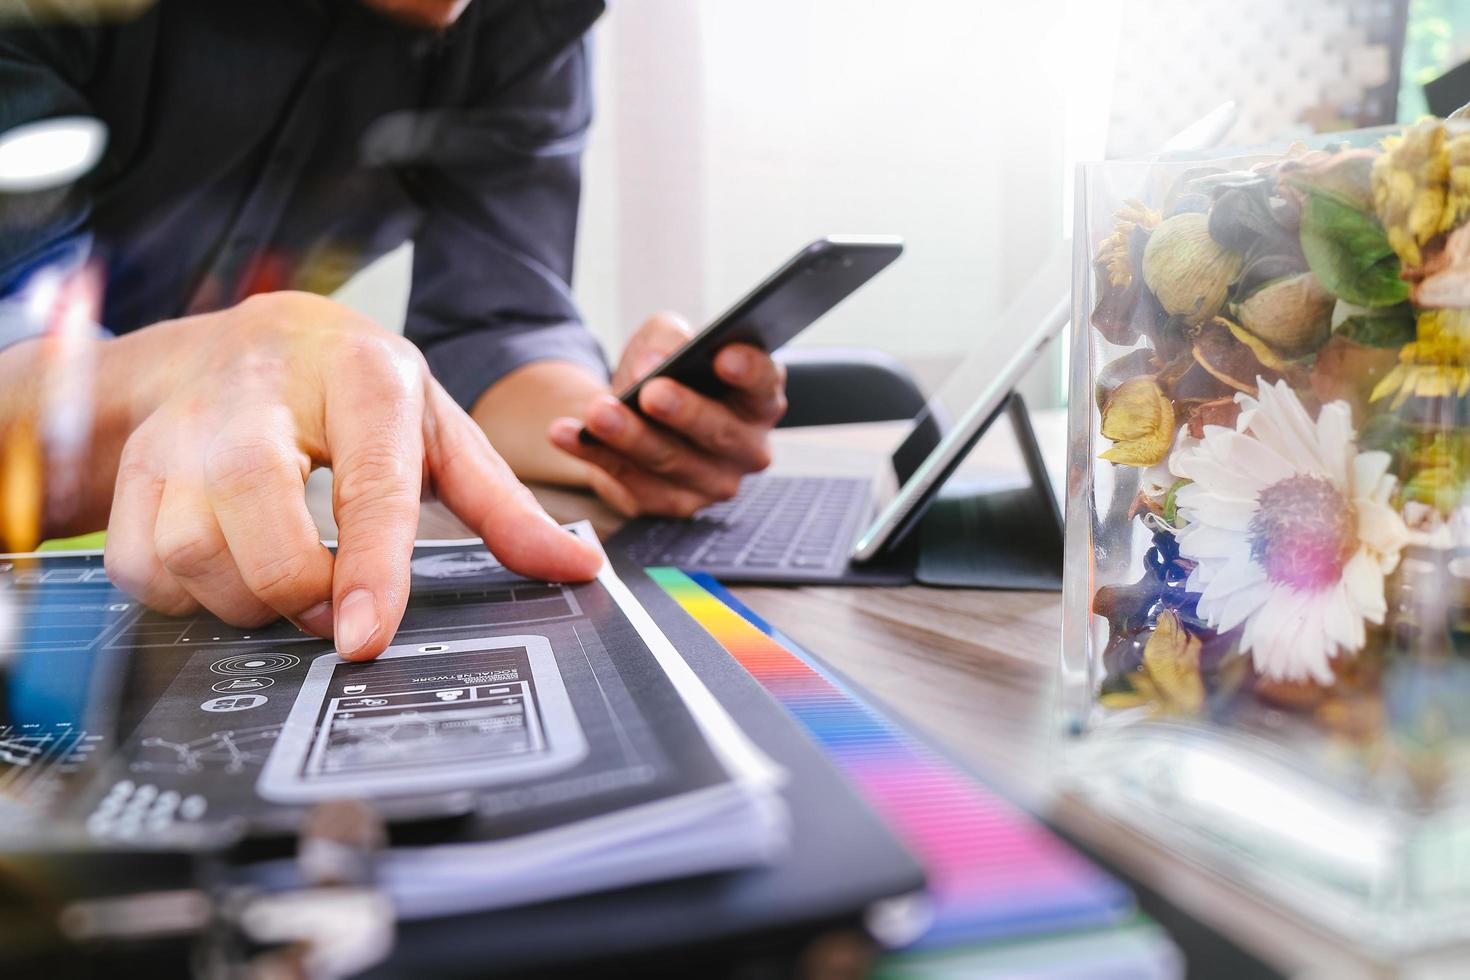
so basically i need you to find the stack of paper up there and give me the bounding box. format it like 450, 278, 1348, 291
0, 524, 788, 918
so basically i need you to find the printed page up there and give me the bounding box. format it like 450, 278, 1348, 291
0, 524, 779, 853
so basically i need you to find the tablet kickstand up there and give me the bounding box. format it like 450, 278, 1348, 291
912, 392, 1064, 591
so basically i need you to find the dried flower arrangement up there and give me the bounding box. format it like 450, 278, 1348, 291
1087, 117, 1470, 765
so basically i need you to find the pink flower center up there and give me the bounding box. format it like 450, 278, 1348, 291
1248, 474, 1356, 591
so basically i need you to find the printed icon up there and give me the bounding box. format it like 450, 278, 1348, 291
211, 654, 300, 676
435, 689, 466, 702
200, 694, 268, 713
343, 684, 366, 695
411, 550, 502, 580
349, 698, 388, 707
211, 677, 274, 694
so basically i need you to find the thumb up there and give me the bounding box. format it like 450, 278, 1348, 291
425, 383, 602, 582
612, 311, 693, 391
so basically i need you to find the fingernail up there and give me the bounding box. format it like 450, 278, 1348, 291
645, 384, 680, 416
298, 600, 333, 637
723, 349, 750, 380
593, 398, 625, 436
335, 588, 379, 658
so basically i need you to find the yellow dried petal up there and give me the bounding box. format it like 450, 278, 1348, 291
1224, 318, 1291, 371
1099, 687, 1154, 710
1097, 229, 1133, 288
1099, 375, 1175, 467
1100, 378, 1165, 440
1095, 200, 1161, 289
1373, 120, 1467, 271
1099, 444, 1170, 467
1368, 309, 1470, 405
1142, 610, 1205, 715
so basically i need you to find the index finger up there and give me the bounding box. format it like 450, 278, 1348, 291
712, 343, 787, 422
324, 342, 426, 660
426, 382, 602, 582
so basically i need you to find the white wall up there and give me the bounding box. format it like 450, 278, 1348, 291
336, 1, 1098, 404
578, 2, 1078, 367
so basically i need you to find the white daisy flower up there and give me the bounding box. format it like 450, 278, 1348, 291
1168, 379, 1409, 685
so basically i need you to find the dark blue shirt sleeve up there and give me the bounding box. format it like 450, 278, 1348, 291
401, 23, 606, 414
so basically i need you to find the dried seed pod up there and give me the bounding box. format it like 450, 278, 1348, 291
1142, 212, 1245, 324
1234, 272, 1335, 356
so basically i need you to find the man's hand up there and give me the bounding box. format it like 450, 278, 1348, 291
547, 313, 786, 517
103, 292, 602, 660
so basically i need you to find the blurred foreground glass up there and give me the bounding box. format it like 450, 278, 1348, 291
0, 116, 106, 193
1061, 119, 1470, 952
0, 112, 107, 553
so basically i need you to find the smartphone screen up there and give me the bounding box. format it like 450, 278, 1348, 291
257, 636, 587, 803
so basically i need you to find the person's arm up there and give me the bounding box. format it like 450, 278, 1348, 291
399, 7, 608, 456
471, 359, 603, 486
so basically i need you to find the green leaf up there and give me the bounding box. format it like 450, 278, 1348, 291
1162, 480, 1189, 526
1298, 189, 1410, 308
1333, 305, 1417, 348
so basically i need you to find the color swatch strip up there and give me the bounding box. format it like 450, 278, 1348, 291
648, 567, 1131, 949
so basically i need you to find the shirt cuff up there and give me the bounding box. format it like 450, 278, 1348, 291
0, 235, 94, 354
417, 319, 609, 413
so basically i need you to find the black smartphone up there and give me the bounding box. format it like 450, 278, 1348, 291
580, 235, 903, 443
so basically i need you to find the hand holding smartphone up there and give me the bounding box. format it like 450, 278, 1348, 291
580, 235, 903, 444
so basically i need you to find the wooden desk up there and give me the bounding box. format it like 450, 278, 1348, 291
308, 416, 1462, 979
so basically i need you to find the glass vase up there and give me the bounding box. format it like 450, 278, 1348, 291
1060, 120, 1470, 953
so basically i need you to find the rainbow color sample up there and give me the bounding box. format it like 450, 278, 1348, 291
647, 567, 1132, 950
